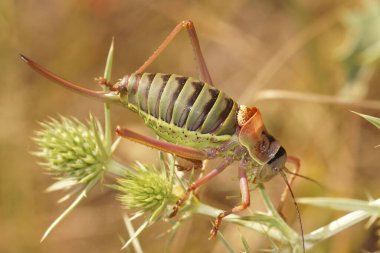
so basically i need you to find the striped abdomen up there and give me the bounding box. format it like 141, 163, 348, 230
118, 73, 238, 139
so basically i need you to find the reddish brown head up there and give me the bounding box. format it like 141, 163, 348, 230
237, 106, 287, 182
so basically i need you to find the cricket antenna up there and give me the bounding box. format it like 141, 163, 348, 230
20, 54, 118, 102
283, 167, 324, 189
280, 170, 305, 253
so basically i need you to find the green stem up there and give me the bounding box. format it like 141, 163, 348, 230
122, 213, 144, 253
104, 103, 111, 151
259, 184, 278, 215
103, 38, 114, 152
106, 159, 126, 176
191, 186, 302, 251
259, 185, 301, 252
41, 173, 100, 242
304, 197, 380, 246
194, 201, 287, 243
305, 209, 371, 245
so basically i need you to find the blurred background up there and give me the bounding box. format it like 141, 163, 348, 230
1, 0, 380, 252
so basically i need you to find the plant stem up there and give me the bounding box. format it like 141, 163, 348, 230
106, 159, 126, 176
123, 213, 144, 253
103, 38, 114, 151
305, 209, 371, 245
194, 199, 288, 243
191, 186, 303, 252
41, 173, 100, 242
304, 197, 380, 246
104, 103, 112, 150
258, 185, 301, 252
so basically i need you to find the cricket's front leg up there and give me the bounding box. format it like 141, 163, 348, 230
209, 165, 250, 239
169, 159, 232, 218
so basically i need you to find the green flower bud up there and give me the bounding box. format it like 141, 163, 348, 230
115, 164, 177, 213
33, 117, 107, 183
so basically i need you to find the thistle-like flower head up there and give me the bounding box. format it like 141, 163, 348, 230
115, 162, 179, 214
33, 116, 108, 183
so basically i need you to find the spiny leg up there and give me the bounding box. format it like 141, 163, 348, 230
134, 20, 213, 85
277, 156, 301, 215
169, 159, 232, 218
209, 165, 250, 239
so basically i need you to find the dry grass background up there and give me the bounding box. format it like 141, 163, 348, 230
1, 0, 380, 252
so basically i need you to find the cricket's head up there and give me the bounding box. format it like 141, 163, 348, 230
20, 54, 120, 102
237, 105, 287, 182
256, 146, 287, 182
